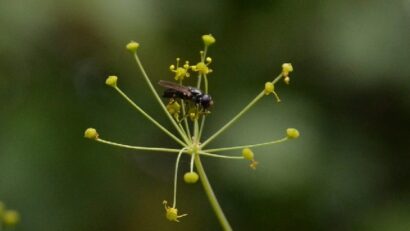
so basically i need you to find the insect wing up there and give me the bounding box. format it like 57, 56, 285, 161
158, 80, 192, 97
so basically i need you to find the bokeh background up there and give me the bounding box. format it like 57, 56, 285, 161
1, 0, 410, 230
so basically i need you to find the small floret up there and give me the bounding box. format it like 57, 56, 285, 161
284, 76, 290, 85
3, 210, 20, 226
184, 172, 199, 183
163, 201, 187, 222
167, 101, 181, 120
264, 82, 274, 95
170, 58, 191, 81
192, 61, 212, 75
84, 128, 99, 140
282, 63, 293, 76
263, 82, 281, 102
126, 41, 140, 52
105, 75, 118, 87
202, 34, 216, 46
242, 148, 258, 169
286, 128, 300, 139
242, 148, 254, 160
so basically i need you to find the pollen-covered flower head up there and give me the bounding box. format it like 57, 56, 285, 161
166, 100, 181, 120
170, 58, 190, 81
192, 57, 212, 75
126, 41, 140, 53
163, 201, 187, 222
202, 34, 216, 46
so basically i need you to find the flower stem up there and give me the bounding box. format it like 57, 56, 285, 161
199, 151, 245, 160
198, 116, 206, 140
194, 154, 232, 231
201, 73, 283, 148
194, 119, 199, 142
132, 53, 191, 145
197, 74, 209, 140
204, 75, 209, 94
181, 104, 191, 139
196, 74, 202, 89
96, 138, 183, 153
204, 137, 289, 153
179, 81, 192, 140
172, 148, 186, 208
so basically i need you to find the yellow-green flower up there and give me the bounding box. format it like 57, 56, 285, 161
202, 34, 216, 46
126, 41, 140, 52
184, 172, 199, 183
84, 128, 99, 139
286, 128, 300, 139
170, 59, 191, 81
163, 201, 187, 222
3, 210, 20, 226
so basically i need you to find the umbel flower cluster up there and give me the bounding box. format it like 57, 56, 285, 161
84, 34, 299, 230
0, 201, 20, 229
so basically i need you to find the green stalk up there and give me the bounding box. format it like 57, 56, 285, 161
195, 155, 232, 231
178, 79, 192, 140
197, 74, 202, 89
198, 74, 208, 140
204, 137, 288, 153
199, 151, 244, 159
96, 138, 183, 153
198, 116, 206, 140
204, 75, 209, 94
194, 119, 199, 142
172, 148, 186, 208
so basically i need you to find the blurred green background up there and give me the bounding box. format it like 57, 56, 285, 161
1, 0, 410, 230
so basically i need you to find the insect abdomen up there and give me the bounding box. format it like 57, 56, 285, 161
163, 89, 190, 100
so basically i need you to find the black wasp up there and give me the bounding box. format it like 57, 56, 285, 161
158, 80, 213, 111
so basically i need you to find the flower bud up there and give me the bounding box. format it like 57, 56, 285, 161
3, 210, 20, 226
84, 128, 99, 140
184, 172, 199, 183
282, 63, 293, 76
174, 67, 189, 81
286, 128, 300, 139
264, 82, 274, 95
202, 34, 216, 46
170, 59, 191, 81
183, 61, 190, 69
166, 101, 181, 115
163, 201, 187, 222
165, 207, 179, 221
242, 148, 254, 160
188, 107, 200, 121
126, 41, 140, 52
105, 75, 118, 87
192, 62, 211, 75
284, 76, 290, 85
